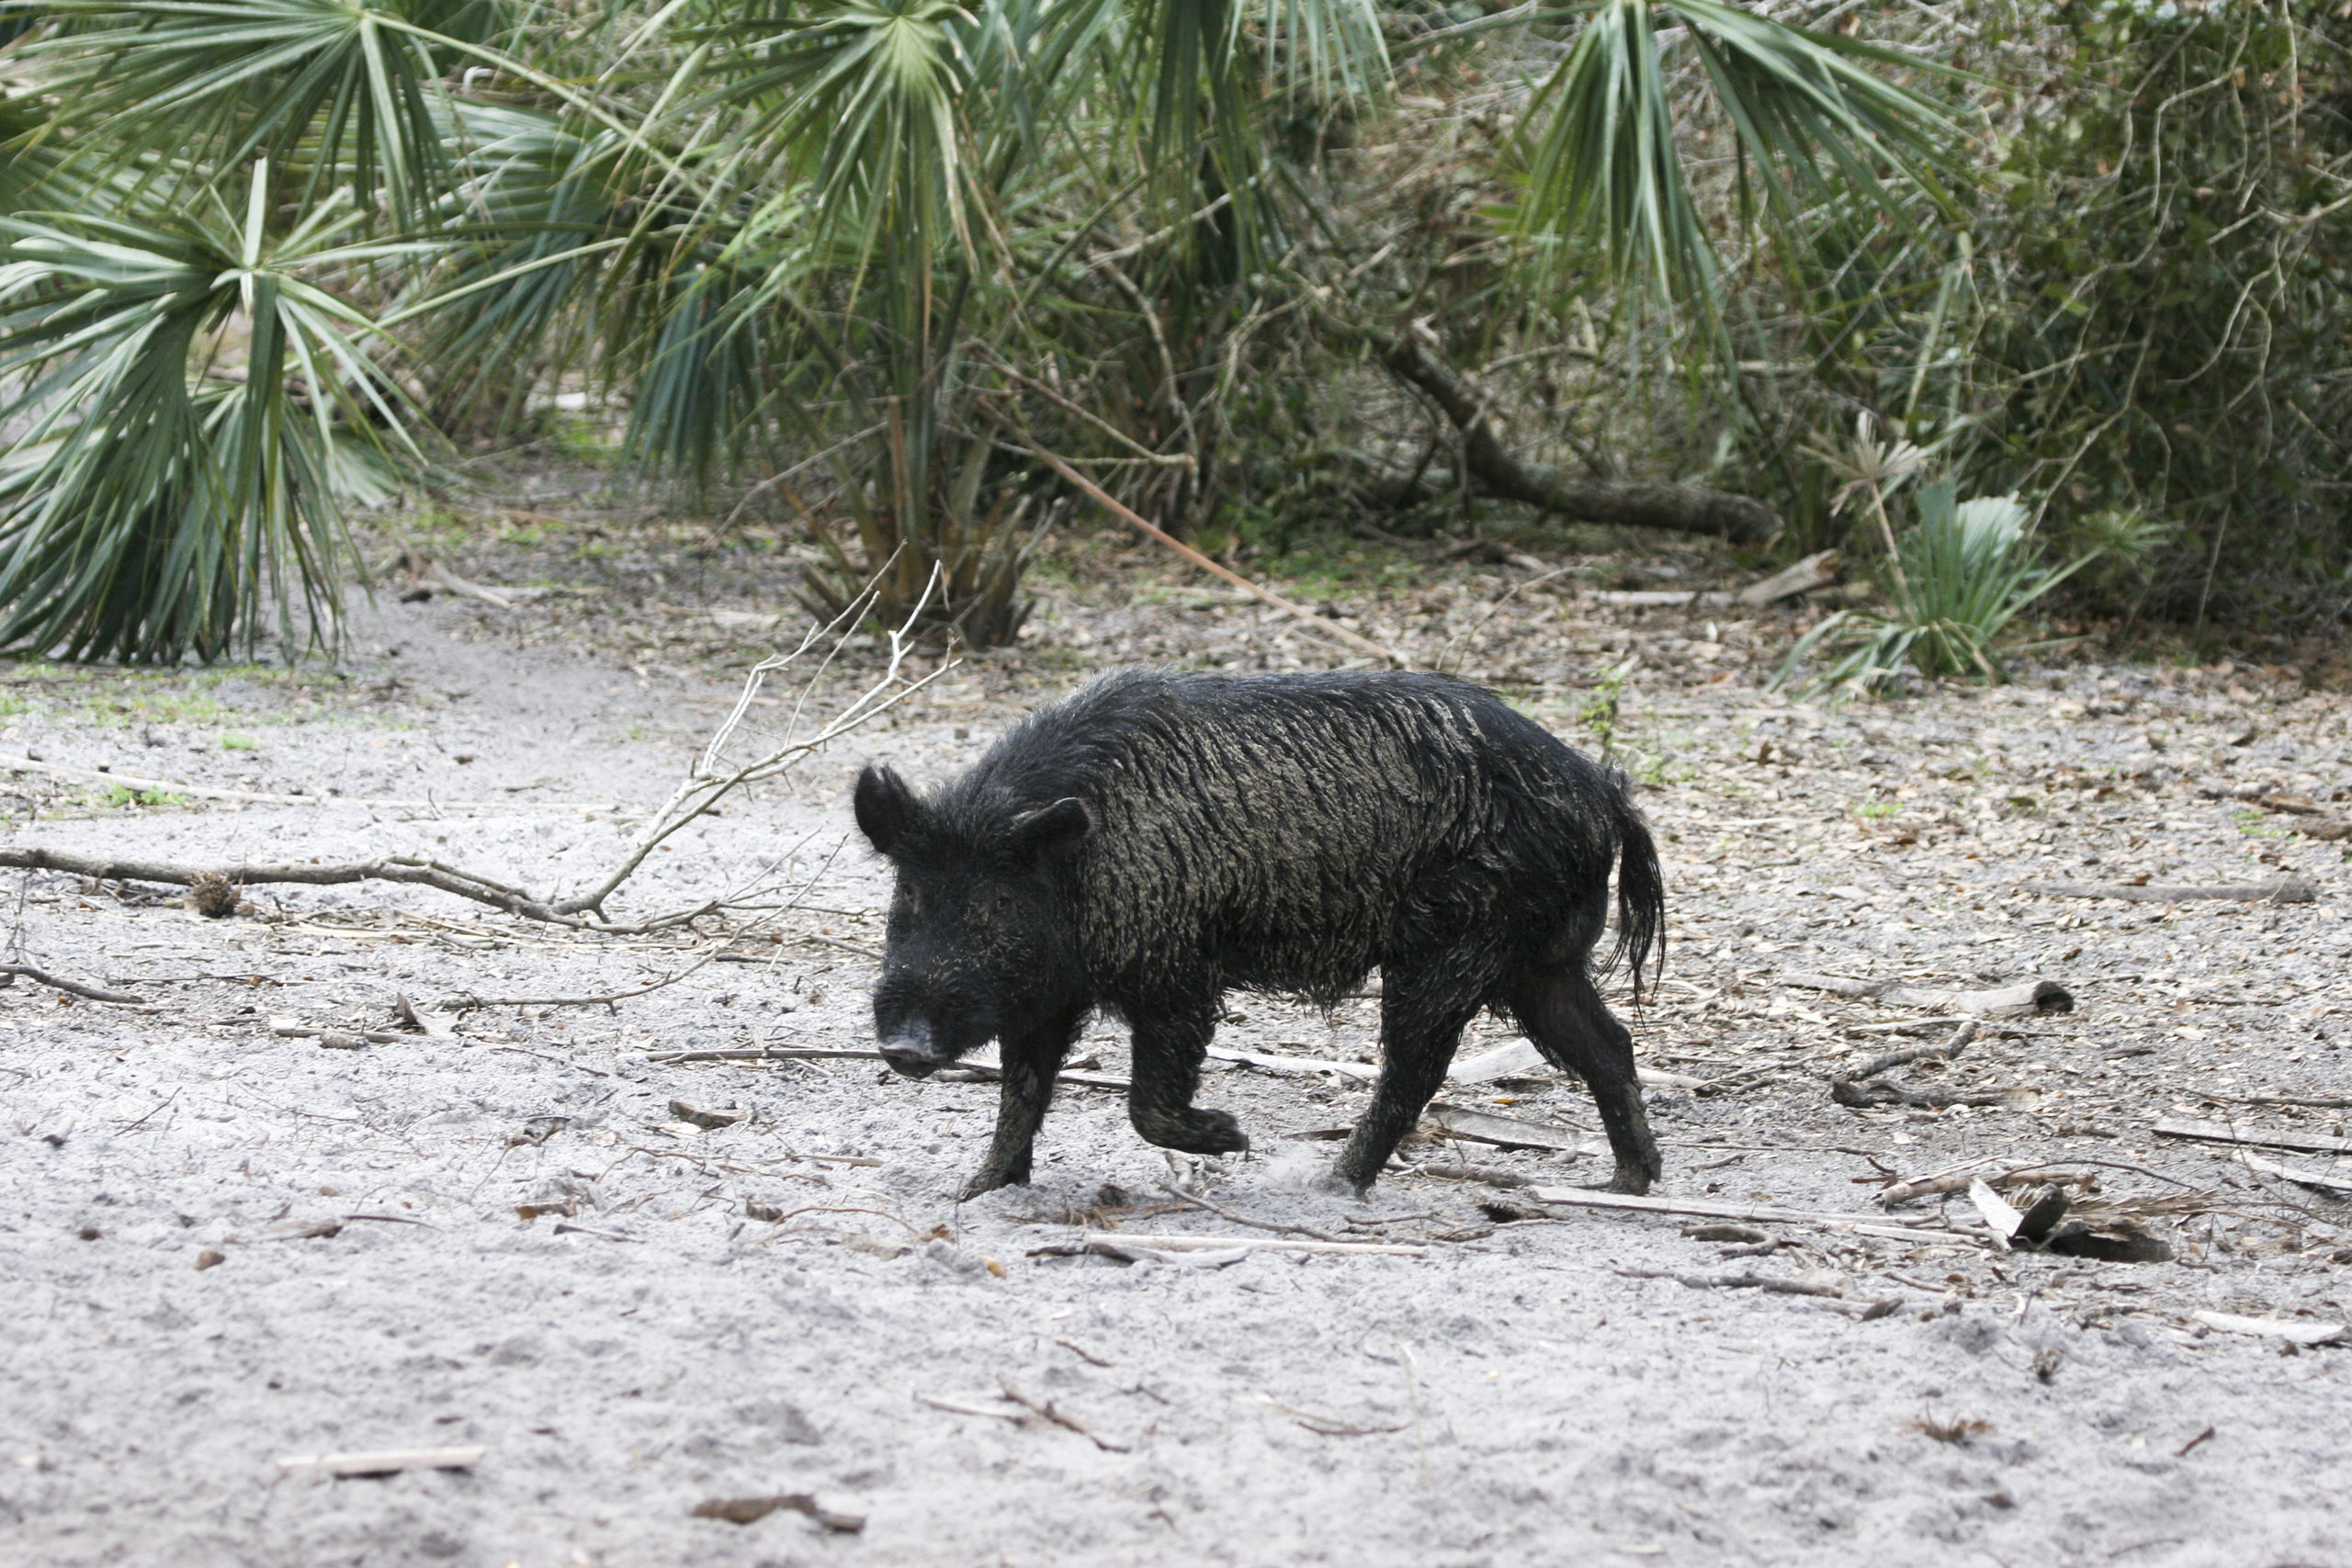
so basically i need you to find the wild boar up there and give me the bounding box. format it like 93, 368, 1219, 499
854, 668, 1663, 1198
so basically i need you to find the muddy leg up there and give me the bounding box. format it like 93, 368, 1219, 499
1511, 966, 1661, 1194
1332, 979, 1482, 1194
961, 1009, 1083, 1200
1127, 998, 1247, 1156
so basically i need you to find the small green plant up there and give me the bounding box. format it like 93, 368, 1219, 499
218, 732, 260, 751
1579, 666, 1632, 759
102, 784, 184, 809
1776, 480, 2094, 695
1853, 798, 1901, 820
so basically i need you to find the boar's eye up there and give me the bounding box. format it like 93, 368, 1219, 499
992, 895, 1011, 913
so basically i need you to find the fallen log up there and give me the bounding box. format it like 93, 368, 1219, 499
1584, 551, 1840, 610
277, 1448, 483, 1477
1375, 330, 1776, 544
2022, 876, 2316, 905
1521, 1186, 1987, 1247
2154, 1118, 2352, 1156
1784, 972, 2075, 1017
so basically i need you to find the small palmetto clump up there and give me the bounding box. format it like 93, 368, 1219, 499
1776, 479, 2090, 694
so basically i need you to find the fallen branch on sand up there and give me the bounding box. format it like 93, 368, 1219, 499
1784, 972, 2075, 1017
1, 962, 145, 1004
997, 1379, 1132, 1453
0, 577, 942, 940
276, 1448, 482, 1477
1521, 1186, 1990, 1247
1071, 1231, 1428, 1258
2022, 876, 2316, 905
2154, 1118, 2352, 1156
1844, 1020, 1979, 1083
1617, 1267, 1845, 1298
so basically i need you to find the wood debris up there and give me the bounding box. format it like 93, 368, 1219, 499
1618, 1267, 1845, 1298
2022, 876, 2316, 904
692, 1493, 866, 1531
276, 1447, 484, 1477
1784, 972, 2075, 1017
2155, 1119, 2352, 1156
1521, 1187, 1984, 1247
2191, 1312, 2347, 1348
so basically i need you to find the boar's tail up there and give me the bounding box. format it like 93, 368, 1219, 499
1607, 786, 1666, 1007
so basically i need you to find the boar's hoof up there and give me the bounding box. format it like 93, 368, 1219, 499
957, 1164, 1030, 1201
1606, 1163, 1655, 1196
1132, 1107, 1249, 1156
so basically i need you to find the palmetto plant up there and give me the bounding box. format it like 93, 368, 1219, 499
1774, 479, 2092, 695
0, 0, 1966, 660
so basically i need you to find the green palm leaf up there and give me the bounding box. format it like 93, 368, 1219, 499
1512, 0, 1962, 321
14, 0, 508, 224
0, 164, 416, 661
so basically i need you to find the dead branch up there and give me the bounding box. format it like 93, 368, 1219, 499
1587, 554, 1840, 609
0, 579, 937, 940
1784, 972, 2075, 1017
1617, 1267, 1845, 1298
1847, 1020, 1979, 1081
0, 962, 146, 1004
997, 1380, 1131, 1453
1522, 1186, 1990, 1247
1875, 1163, 2100, 1206
2155, 1118, 2352, 1156
1374, 327, 1776, 543
2022, 876, 2316, 904
1160, 1186, 1342, 1243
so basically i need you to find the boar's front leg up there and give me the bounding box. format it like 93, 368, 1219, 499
1127, 998, 1248, 1156
961, 1009, 1084, 1201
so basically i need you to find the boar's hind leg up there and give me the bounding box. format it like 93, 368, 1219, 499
1331, 981, 1482, 1195
1510, 966, 1661, 1195
961, 1009, 1085, 1201
1127, 1002, 1248, 1156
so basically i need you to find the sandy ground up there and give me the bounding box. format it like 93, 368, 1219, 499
2, 543, 2348, 1568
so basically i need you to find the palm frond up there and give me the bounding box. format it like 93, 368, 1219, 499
14, 0, 510, 224
1512, 0, 1962, 323
0, 165, 414, 661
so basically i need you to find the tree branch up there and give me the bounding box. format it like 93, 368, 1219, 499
1375, 331, 1778, 545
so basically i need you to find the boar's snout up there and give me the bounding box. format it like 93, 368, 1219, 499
879, 1020, 946, 1078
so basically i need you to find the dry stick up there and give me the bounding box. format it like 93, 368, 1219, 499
2022, 876, 2317, 904
1874, 1163, 2101, 1206
0, 581, 942, 938
1, 962, 145, 1004
997, 420, 1402, 668
0, 847, 625, 931
1783, 972, 2075, 1017
1618, 1267, 1845, 1299
996, 1379, 1131, 1453
2154, 1118, 2352, 1156
1159, 1185, 1343, 1243
1846, 1019, 1979, 1082
1521, 1187, 1989, 1247
1081, 1232, 1429, 1257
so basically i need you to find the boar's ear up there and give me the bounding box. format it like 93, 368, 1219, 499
1009, 796, 1091, 860
854, 765, 921, 854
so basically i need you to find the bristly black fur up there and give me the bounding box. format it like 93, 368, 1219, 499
857, 667, 1666, 1200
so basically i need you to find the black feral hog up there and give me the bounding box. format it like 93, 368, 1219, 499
853, 668, 1664, 1199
